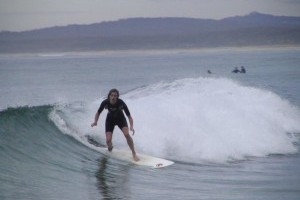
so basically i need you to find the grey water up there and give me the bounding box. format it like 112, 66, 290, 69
0, 47, 300, 200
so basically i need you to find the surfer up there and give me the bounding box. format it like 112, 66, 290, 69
91, 88, 139, 161
232, 67, 240, 73
240, 66, 246, 73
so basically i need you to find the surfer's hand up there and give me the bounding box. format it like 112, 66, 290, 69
130, 127, 135, 135
91, 122, 97, 127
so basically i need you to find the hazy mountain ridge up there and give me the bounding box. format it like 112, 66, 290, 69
1, 12, 300, 53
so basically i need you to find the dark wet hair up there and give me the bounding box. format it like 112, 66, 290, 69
107, 88, 119, 99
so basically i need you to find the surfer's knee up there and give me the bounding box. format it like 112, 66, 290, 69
121, 127, 129, 134
123, 128, 130, 136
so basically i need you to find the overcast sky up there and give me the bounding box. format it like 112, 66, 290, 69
1, 0, 300, 31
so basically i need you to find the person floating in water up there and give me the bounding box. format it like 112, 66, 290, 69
91, 88, 139, 161
232, 67, 240, 73
232, 66, 246, 73
240, 66, 246, 73
207, 70, 212, 74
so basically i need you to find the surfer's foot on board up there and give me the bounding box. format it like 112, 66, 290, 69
133, 153, 140, 162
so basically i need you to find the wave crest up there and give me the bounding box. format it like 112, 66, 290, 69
125, 77, 300, 163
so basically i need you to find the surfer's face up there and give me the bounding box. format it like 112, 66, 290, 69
109, 92, 118, 104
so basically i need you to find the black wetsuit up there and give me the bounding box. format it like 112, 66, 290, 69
98, 98, 131, 133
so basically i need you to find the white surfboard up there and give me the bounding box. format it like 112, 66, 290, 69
96, 147, 174, 168
85, 135, 174, 168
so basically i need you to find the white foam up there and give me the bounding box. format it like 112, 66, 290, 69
125, 77, 300, 163
50, 77, 300, 163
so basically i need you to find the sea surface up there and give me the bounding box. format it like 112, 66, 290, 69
1, 47, 300, 200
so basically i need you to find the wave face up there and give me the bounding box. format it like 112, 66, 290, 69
50, 77, 300, 163
1, 77, 300, 199
0, 106, 100, 200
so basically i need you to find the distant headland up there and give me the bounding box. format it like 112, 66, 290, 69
1, 12, 299, 53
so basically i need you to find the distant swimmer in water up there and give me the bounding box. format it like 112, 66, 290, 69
232, 67, 240, 73
91, 88, 139, 161
240, 66, 246, 73
207, 70, 212, 74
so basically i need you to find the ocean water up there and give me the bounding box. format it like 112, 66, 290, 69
1, 47, 300, 200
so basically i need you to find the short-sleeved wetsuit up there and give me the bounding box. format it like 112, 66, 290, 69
98, 98, 131, 133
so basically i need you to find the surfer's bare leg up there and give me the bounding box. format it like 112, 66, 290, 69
122, 127, 139, 161
106, 132, 113, 151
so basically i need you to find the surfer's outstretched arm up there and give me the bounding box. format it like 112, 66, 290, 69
127, 115, 135, 135
91, 111, 100, 127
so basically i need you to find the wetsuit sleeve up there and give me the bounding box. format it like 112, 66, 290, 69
97, 99, 107, 114
120, 99, 131, 116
